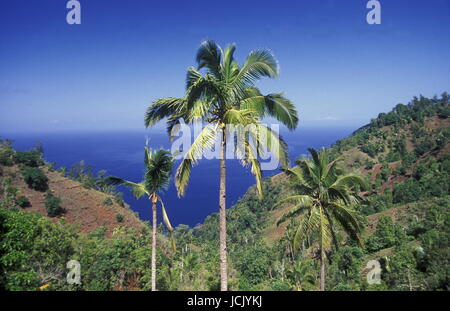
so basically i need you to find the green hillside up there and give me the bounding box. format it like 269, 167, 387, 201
182, 93, 450, 291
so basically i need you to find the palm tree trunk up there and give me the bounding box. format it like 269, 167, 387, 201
151, 195, 157, 291
319, 249, 325, 291
219, 129, 228, 291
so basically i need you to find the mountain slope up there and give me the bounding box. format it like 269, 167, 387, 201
0, 147, 144, 236
259, 94, 450, 243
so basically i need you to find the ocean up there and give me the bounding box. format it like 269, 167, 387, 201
2, 125, 356, 227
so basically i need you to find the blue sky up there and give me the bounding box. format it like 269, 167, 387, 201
1, 0, 449, 132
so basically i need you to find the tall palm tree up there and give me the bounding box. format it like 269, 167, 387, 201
276, 148, 366, 291
105, 146, 174, 291
144, 40, 298, 290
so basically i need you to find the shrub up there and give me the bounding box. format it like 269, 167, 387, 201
0, 147, 14, 166
380, 163, 390, 182
369, 194, 392, 214
365, 159, 375, 170
16, 196, 31, 208
414, 139, 435, 156
393, 179, 422, 204
44, 193, 64, 217
103, 197, 113, 207
235, 244, 270, 288
116, 213, 124, 223
413, 162, 428, 180
13, 150, 44, 167
437, 106, 450, 119
114, 193, 125, 208
21, 167, 48, 191
48, 162, 57, 172
385, 151, 401, 162
0, 208, 74, 290
366, 216, 409, 252
361, 144, 383, 158
270, 280, 291, 291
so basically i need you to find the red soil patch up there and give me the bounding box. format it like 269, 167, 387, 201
424, 116, 450, 131
3, 165, 144, 237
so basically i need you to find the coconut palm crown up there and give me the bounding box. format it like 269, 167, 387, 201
145, 40, 298, 198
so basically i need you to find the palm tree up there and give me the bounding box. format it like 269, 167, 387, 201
286, 258, 316, 291
144, 40, 298, 290
276, 148, 366, 291
105, 146, 174, 291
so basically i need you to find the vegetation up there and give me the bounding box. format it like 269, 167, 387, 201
21, 167, 48, 192
276, 148, 367, 290
116, 213, 124, 223
105, 145, 174, 291
144, 40, 298, 290
15, 196, 30, 209
14, 150, 44, 168
44, 192, 65, 218
0, 207, 156, 291
0, 87, 448, 291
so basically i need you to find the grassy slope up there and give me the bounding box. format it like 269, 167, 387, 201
259, 112, 449, 246
0, 163, 144, 237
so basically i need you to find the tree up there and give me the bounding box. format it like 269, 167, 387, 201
285, 257, 316, 291
13, 150, 44, 167
144, 40, 298, 290
105, 146, 174, 291
44, 192, 65, 217
0, 208, 75, 290
365, 216, 408, 253
276, 148, 366, 291
20, 167, 48, 192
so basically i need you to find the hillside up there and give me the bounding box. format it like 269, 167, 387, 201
0, 145, 144, 236
260, 94, 450, 243
187, 93, 449, 291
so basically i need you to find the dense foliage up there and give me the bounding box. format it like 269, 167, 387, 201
21, 167, 48, 192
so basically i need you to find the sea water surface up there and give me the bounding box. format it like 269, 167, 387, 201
3, 125, 356, 227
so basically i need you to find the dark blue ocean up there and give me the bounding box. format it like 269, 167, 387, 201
2, 126, 355, 227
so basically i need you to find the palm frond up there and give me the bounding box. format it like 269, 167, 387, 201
223, 108, 256, 125
239, 93, 266, 116
175, 123, 219, 196
158, 196, 176, 252
145, 148, 173, 194
185, 74, 222, 109
186, 66, 204, 89
145, 98, 186, 128
196, 40, 222, 78
275, 194, 313, 209
307, 148, 321, 167
264, 93, 298, 130
276, 199, 312, 226
318, 206, 333, 251
254, 124, 289, 168
331, 174, 368, 191
282, 166, 314, 192
238, 135, 263, 199
235, 49, 278, 88
104, 177, 148, 199
221, 44, 238, 80
293, 208, 319, 251
329, 202, 363, 246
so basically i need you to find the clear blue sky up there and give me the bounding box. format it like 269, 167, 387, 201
1, 0, 449, 132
